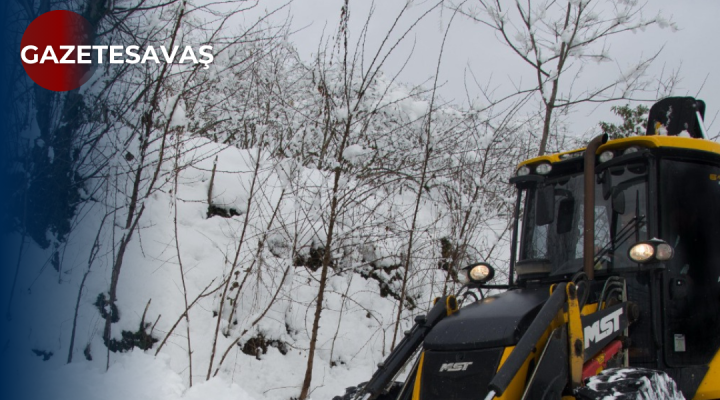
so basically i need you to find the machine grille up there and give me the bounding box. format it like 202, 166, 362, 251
419, 348, 503, 400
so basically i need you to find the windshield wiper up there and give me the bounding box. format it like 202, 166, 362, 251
593, 214, 645, 264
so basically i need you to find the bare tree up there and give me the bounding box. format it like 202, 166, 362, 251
390, 4, 461, 351
296, 1, 447, 397
452, 0, 678, 155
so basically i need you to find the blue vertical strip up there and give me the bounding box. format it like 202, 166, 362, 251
0, 2, 38, 398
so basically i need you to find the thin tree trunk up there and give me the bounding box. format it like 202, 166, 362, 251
207, 144, 264, 380
536, 3, 572, 156
173, 140, 193, 386
68, 212, 109, 363
390, 144, 430, 352
5, 190, 27, 321
299, 167, 343, 400
329, 272, 353, 364
212, 262, 293, 377
538, 92, 556, 156
390, 5, 458, 350
155, 279, 220, 355
103, 204, 145, 356
226, 190, 285, 329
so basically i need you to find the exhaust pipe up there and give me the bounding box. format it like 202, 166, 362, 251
583, 134, 608, 280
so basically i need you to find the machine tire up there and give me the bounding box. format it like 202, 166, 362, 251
332, 381, 404, 400
575, 368, 685, 400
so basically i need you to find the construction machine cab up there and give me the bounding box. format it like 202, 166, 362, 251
507, 97, 720, 397
513, 159, 650, 280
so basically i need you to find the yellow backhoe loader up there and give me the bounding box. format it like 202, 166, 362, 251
336, 97, 720, 400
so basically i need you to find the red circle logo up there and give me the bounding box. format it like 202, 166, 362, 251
21, 10, 95, 92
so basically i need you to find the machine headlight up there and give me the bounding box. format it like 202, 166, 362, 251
517, 166, 531, 176
629, 243, 654, 262
623, 146, 641, 155
535, 163, 552, 175
656, 243, 674, 261
463, 262, 496, 284
599, 150, 614, 163
629, 239, 674, 263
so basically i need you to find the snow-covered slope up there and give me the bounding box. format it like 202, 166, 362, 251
1, 67, 522, 399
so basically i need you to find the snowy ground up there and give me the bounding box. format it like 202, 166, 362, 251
1, 133, 502, 400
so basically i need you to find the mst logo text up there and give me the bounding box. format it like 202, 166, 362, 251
584, 308, 623, 349
439, 362, 473, 372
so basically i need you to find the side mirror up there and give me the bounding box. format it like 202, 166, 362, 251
556, 198, 575, 234
536, 185, 555, 226
601, 170, 612, 200
612, 189, 626, 215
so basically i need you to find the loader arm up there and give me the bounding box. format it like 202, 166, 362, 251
357, 296, 458, 400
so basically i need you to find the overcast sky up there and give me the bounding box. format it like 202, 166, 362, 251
243, 0, 720, 139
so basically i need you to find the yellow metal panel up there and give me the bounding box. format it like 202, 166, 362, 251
693, 350, 720, 400
516, 136, 720, 171
599, 135, 720, 154
497, 346, 514, 370
566, 283, 584, 388
518, 153, 564, 168
581, 303, 598, 316
494, 346, 534, 400
412, 352, 425, 400
446, 295, 459, 316
494, 329, 555, 400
